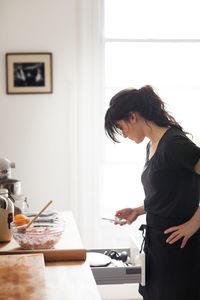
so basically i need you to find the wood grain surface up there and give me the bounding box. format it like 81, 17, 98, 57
45, 260, 102, 300
0, 254, 47, 300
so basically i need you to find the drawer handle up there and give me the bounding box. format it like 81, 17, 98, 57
126, 268, 141, 275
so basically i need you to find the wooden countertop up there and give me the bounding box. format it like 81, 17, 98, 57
0, 211, 101, 300
44, 211, 101, 299
45, 260, 101, 300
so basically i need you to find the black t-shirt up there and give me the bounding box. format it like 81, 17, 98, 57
142, 127, 200, 219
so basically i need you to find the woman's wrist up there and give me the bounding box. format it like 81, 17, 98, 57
135, 205, 146, 217
190, 207, 200, 229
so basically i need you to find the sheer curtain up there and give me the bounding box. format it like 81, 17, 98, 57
73, 0, 105, 247
74, 0, 145, 249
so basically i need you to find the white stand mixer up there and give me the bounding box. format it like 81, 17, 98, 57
0, 157, 21, 195
0, 157, 28, 215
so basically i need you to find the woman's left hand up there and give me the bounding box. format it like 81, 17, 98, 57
164, 220, 199, 248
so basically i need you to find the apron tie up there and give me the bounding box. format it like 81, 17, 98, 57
139, 224, 148, 253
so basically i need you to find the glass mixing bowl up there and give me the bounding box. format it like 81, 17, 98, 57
11, 218, 65, 250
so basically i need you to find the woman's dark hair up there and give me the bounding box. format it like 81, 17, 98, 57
105, 85, 183, 143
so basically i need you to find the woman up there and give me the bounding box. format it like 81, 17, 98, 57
104, 85, 200, 300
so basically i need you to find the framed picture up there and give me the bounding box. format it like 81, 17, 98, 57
6, 52, 53, 94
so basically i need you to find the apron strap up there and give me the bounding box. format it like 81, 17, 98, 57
139, 224, 148, 253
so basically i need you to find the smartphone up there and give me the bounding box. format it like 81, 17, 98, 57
101, 217, 127, 224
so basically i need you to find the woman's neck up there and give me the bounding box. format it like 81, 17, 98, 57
145, 122, 169, 145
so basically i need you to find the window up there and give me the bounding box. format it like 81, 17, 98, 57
100, 0, 200, 247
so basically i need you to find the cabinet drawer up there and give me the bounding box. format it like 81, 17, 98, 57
87, 248, 143, 285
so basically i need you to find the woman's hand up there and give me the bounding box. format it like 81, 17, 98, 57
115, 206, 145, 225
164, 220, 200, 248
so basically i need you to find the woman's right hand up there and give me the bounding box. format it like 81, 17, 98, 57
115, 207, 140, 225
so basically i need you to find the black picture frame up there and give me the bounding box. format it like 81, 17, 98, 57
6, 52, 53, 94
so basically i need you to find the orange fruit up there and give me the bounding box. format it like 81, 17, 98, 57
14, 214, 26, 220
14, 214, 30, 226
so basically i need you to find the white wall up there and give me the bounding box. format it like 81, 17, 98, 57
0, 0, 79, 212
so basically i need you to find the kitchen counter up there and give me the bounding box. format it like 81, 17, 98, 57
45, 260, 101, 300
0, 211, 101, 300
44, 211, 101, 300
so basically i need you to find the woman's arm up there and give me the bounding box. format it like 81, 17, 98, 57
164, 158, 200, 248
134, 205, 146, 216
115, 205, 146, 225
164, 207, 200, 248
194, 158, 200, 174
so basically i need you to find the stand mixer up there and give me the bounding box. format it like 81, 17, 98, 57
0, 157, 21, 195
0, 157, 28, 214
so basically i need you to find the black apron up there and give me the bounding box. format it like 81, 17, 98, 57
139, 213, 200, 300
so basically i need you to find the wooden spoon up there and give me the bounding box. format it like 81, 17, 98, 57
17, 200, 53, 233
26, 200, 53, 230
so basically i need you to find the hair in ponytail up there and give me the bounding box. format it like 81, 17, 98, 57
105, 85, 184, 143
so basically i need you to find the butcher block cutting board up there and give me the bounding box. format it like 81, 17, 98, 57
0, 211, 86, 262
0, 254, 47, 300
